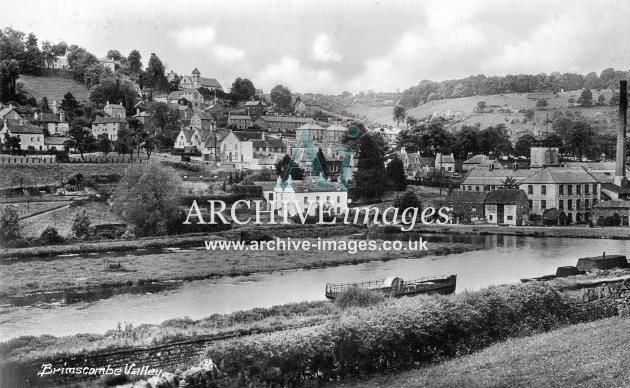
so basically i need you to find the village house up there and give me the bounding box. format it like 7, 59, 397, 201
294, 99, 321, 117
220, 130, 286, 168
190, 110, 215, 131
244, 100, 267, 117
441, 190, 488, 224
323, 123, 346, 143
132, 109, 150, 125
43, 136, 70, 152
254, 116, 314, 133
519, 167, 601, 224
227, 115, 253, 130
484, 189, 530, 226
154, 93, 168, 103
263, 176, 349, 217
257, 153, 284, 170
104, 101, 126, 118
167, 103, 194, 126
0, 104, 23, 122
460, 167, 534, 192
179, 68, 223, 91
33, 111, 69, 135
99, 58, 116, 72
296, 123, 326, 142
435, 153, 456, 173
91, 116, 128, 142
530, 139, 560, 168
462, 155, 490, 171
0, 120, 45, 150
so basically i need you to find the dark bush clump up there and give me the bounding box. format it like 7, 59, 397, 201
334, 288, 386, 309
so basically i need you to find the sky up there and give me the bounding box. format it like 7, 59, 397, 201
3, 0, 629, 94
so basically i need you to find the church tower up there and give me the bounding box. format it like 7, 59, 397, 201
191, 68, 201, 89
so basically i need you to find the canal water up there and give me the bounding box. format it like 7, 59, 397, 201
0, 235, 628, 339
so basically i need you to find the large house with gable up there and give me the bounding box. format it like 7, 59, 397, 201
1, 120, 45, 150
179, 68, 223, 91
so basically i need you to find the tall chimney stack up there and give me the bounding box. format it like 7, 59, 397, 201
613, 80, 628, 187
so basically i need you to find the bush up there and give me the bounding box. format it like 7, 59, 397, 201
206, 283, 576, 385
39, 226, 65, 245
393, 189, 422, 211
71, 209, 91, 238
334, 288, 385, 309
0, 206, 22, 247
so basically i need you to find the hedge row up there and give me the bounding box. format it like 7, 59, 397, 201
205, 283, 575, 386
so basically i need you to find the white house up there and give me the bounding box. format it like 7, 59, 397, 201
91, 116, 128, 141
0, 120, 45, 150
104, 101, 126, 118
263, 176, 349, 217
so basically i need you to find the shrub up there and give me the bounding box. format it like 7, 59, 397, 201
393, 189, 422, 211
39, 226, 65, 245
206, 283, 575, 385
71, 209, 91, 238
0, 206, 22, 247
334, 288, 385, 309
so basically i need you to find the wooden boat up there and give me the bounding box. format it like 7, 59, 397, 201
325, 275, 457, 300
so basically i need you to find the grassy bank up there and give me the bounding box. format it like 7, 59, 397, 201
0, 234, 476, 299
0, 300, 339, 363
337, 315, 630, 387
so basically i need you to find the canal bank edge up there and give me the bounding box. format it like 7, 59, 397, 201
2, 273, 630, 387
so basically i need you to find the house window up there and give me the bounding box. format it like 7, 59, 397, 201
559, 200, 564, 210
541, 200, 546, 209
316, 196, 320, 203
269, 193, 274, 201
576, 185, 581, 195
468, 186, 472, 191
541, 185, 546, 195
326, 196, 330, 202
592, 184, 597, 194
507, 215, 513, 220
584, 199, 589, 208
489, 215, 493, 221
337, 196, 340, 203
568, 185, 573, 195
576, 200, 581, 210
304, 197, 308, 204
568, 200, 573, 210
585, 185, 589, 195
528, 200, 533, 208
475, 186, 480, 192
527, 185, 533, 195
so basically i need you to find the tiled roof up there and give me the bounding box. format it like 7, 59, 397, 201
44, 136, 70, 145
485, 189, 529, 205
5, 122, 43, 134
93, 116, 128, 124
0, 107, 21, 118
601, 183, 630, 195
199, 77, 222, 89
38, 112, 67, 123
233, 131, 263, 141
245, 100, 265, 106
297, 123, 325, 130
252, 138, 286, 148
326, 124, 346, 132
181, 128, 194, 142
228, 115, 252, 120
257, 153, 283, 166
461, 168, 534, 186
463, 155, 489, 164
257, 116, 314, 123
444, 190, 488, 204
519, 167, 599, 184
193, 110, 214, 120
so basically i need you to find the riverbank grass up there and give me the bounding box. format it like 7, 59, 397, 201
337, 315, 630, 387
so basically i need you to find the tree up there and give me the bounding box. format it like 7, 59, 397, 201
0, 206, 21, 246
128, 50, 142, 74
477, 124, 512, 157
567, 121, 597, 160
453, 126, 480, 159
514, 134, 537, 157
143, 53, 168, 91
387, 155, 407, 191
502, 177, 520, 189
111, 164, 182, 236
106, 50, 122, 61
393, 105, 406, 126
89, 77, 138, 114
60, 92, 79, 118
353, 133, 387, 200
536, 98, 548, 110
67, 122, 96, 159
0, 59, 20, 101
275, 154, 305, 180
393, 189, 421, 211
230, 78, 256, 100
145, 102, 180, 148
71, 209, 91, 238
52, 41, 68, 56
270, 85, 293, 111
97, 133, 112, 156
577, 89, 593, 107
114, 127, 137, 159
597, 94, 606, 106
476, 101, 486, 112
316, 148, 329, 178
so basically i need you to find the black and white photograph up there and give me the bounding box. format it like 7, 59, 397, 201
0, 0, 629, 386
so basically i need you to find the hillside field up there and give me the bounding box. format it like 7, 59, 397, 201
18, 74, 91, 103
351, 90, 619, 140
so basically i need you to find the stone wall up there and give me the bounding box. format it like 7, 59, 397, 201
564, 275, 630, 321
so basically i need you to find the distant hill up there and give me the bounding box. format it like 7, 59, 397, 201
347, 90, 619, 141
18, 74, 91, 103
